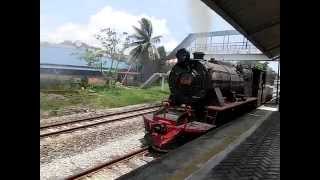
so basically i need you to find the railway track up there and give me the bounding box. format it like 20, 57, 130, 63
66, 147, 162, 180
40, 105, 160, 138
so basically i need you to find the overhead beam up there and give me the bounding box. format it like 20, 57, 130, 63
201, 0, 268, 57
166, 30, 261, 60
193, 30, 240, 38
204, 54, 272, 61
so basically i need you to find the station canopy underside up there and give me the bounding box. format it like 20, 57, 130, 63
201, 0, 280, 60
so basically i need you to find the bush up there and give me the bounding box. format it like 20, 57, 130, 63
80, 77, 89, 88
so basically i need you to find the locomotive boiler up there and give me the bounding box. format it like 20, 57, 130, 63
168, 49, 250, 107
143, 49, 266, 151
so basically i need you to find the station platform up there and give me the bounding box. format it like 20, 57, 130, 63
118, 104, 280, 180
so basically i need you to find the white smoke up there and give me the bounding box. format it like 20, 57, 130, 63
187, 0, 214, 33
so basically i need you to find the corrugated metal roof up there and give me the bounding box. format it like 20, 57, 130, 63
40, 46, 129, 68
40, 63, 104, 71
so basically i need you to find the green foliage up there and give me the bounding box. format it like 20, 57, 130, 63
80, 77, 89, 88
40, 84, 170, 118
156, 46, 170, 72
236, 61, 278, 85
95, 28, 131, 75
75, 28, 130, 75
80, 49, 99, 66
127, 18, 162, 64
254, 62, 268, 71
157, 46, 166, 59
74, 28, 132, 88
237, 61, 268, 71
74, 48, 105, 73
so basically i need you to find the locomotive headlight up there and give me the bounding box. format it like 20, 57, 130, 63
179, 73, 193, 86
153, 124, 167, 134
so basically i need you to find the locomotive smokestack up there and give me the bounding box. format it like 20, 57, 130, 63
193, 52, 205, 59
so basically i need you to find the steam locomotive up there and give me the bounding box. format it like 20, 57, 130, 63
143, 48, 272, 151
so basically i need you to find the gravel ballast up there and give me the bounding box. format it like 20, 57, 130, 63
40, 131, 145, 180
40, 103, 161, 180
40, 116, 145, 164
40, 102, 160, 127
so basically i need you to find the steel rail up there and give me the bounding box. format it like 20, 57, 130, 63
40, 108, 157, 138
66, 147, 149, 180
40, 104, 161, 129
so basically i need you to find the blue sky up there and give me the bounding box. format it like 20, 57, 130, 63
40, 0, 278, 71
41, 0, 234, 49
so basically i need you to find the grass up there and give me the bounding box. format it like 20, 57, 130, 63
40, 84, 170, 118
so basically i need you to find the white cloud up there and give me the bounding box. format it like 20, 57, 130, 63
40, 6, 177, 51
45, 23, 93, 45
161, 37, 178, 52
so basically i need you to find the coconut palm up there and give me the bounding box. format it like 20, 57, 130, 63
125, 18, 162, 81
129, 18, 162, 62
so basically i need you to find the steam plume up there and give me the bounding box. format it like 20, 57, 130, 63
188, 0, 214, 33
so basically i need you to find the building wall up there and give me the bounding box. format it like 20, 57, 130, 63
40, 65, 144, 88
40, 67, 106, 89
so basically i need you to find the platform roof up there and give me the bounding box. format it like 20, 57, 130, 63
201, 0, 280, 59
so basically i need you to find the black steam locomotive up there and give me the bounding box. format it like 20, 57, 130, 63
143, 49, 271, 151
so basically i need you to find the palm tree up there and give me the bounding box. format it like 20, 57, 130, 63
125, 18, 162, 82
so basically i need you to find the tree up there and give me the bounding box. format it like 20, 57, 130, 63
236, 61, 277, 85
94, 28, 129, 75
77, 29, 129, 74
265, 66, 278, 85
255, 62, 268, 71
75, 28, 130, 87
156, 46, 169, 73
127, 18, 162, 81
78, 48, 103, 72
237, 61, 268, 71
